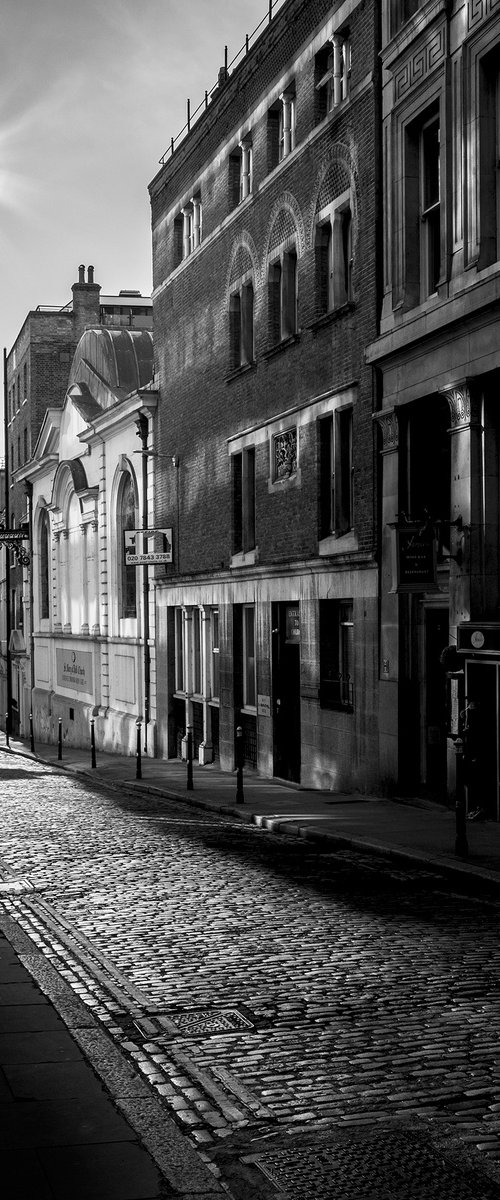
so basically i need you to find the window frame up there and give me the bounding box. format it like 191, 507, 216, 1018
315, 189, 353, 314
318, 405, 354, 541
242, 604, 256, 710
319, 598, 354, 711
229, 276, 255, 371
231, 446, 256, 559
267, 245, 298, 347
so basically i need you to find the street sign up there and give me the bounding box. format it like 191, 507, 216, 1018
124, 527, 173, 565
0, 524, 29, 542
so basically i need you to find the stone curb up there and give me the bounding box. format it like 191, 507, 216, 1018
3, 743, 500, 896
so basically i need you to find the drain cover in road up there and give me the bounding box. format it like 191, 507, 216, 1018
172, 1008, 254, 1035
226, 1127, 500, 1200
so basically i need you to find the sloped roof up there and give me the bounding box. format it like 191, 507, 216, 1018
68, 327, 154, 406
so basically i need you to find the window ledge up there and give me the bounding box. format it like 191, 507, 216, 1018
320, 702, 354, 714
263, 333, 300, 361
226, 361, 256, 384
319, 531, 358, 556
310, 303, 356, 333
230, 547, 259, 569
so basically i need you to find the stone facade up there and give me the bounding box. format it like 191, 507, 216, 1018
367, 0, 500, 816
149, 0, 381, 791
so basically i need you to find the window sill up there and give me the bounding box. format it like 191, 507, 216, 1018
226, 361, 256, 384
310, 303, 355, 333
319, 530, 358, 556
320, 701, 354, 714
268, 467, 302, 495
263, 333, 300, 361
230, 547, 259, 569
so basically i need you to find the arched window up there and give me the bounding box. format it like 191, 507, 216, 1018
40, 511, 50, 620
119, 471, 138, 619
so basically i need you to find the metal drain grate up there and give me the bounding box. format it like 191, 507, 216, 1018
248, 1130, 499, 1200
112, 1007, 255, 1042
172, 1008, 254, 1035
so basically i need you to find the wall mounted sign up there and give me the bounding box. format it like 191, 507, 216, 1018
285, 605, 300, 642
390, 522, 438, 593
56, 648, 93, 694
124, 528, 173, 565
457, 624, 500, 654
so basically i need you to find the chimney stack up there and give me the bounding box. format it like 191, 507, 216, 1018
87, 265, 94, 284
72, 263, 101, 339
78, 264, 85, 284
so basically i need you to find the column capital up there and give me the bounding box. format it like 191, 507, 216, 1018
439, 382, 482, 430
374, 408, 399, 453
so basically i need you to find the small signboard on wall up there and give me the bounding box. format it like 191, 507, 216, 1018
56, 649, 93, 695
285, 605, 300, 643
124, 528, 173, 565
390, 522, 438, 593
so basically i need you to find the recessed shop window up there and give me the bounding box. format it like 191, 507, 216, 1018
320, 599, 354, 710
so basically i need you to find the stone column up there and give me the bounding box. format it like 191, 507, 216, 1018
53, 531, 62, 632
88, 521, 100, 636
198, 608, 213, 764
182, 206, 192, 258
61, 530, 71, 634
239, 139, 252, 199
279, 90, 294, 157
332, 35, 344, 107
440, 382, 484, 637
374, 408, 401, 785
191, 196, 201, 249
80, 524, 89, 635
181, 607, 193, 758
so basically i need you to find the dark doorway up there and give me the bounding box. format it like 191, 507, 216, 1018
272, 601, 301, 783
465, 661, 498, 820
425, 608, 448, 797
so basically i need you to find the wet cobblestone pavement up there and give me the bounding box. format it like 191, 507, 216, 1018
1, 756, 500, 1197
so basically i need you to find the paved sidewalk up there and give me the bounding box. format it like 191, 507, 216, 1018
4, 735, 500, 893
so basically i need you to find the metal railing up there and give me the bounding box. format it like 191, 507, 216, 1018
159, 0, 286, 165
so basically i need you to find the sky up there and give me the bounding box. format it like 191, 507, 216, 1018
0, 0, 285, 354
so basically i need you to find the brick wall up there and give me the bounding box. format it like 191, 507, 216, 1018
151, 0, 379, 577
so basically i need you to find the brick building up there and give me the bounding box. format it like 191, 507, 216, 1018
367, 1, 500, 818
3, 268, 153, 741
149, 0, 382, 790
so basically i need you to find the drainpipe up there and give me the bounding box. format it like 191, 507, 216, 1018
3, 349, 12, 741
136, 413, 150, 753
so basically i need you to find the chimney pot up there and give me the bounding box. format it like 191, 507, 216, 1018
87, 265, 94, 284
78, 265, 85, 284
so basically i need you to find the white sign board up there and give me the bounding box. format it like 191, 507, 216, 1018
124, 528, 173, 565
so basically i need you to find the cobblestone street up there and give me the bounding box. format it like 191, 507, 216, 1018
1, 755, 500, 1198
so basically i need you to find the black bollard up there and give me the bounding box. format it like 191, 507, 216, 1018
29, 712, 35, 754
58, 717, 62, 761
90, 718, 97, 769
235, 725, 244, 804
454, 736, 468, 859
136, 720, 142, 779
186, 724, 193, 790
5, 712, 9, 749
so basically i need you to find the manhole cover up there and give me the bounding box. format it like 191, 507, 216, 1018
247, 1129, 498, 1199
172, 1008, 254, 1035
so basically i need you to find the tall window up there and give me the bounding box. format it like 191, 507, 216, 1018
40, 511, 50, 621
119, 472, 137, 619
268, 248, 297, 345
316, 193, 353, 313
479, 50, 500, 268
243, 605, 256, 708
405, 105, 441, 305
232, 447, 255, 556
211, 609, 220, 700
391, 0, 424, 36
174, 195, 202, 266
268, 87, 296, 170
229, 281, 254, 370
175, 607, 184, 692
320, 599, 354, 710
229, 139, 252, 209
315, 34, 350, 120
319, 407, 353, 538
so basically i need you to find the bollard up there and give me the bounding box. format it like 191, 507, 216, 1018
90, 718, 97, 769
186, 724, 193, 790
136, 719, 142, 780
235, 725, 244, 804
29, 712, 35, 754
58, 717, 62, 761
454, 736, 468, 859
5, 712, 9, 749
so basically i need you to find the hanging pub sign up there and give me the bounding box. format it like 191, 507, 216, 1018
390, 521, 438, 593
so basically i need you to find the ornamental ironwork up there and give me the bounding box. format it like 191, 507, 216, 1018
274, 428, 297, 479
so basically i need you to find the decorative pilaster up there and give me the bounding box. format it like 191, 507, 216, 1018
182, 206, 192, 258
62, 530, 71, 633
440, 381, 484, 623
199, 608, 213, 764
191, 196, 201, 249
80, 524, 89, 635
279, 90, 295, 156
239, 138, 252, 199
